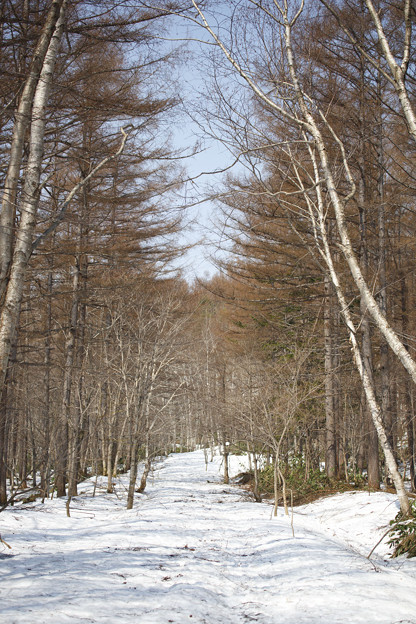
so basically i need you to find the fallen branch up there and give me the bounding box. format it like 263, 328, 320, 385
0, 486, 40, 513
367, 526, 391, 560
0, 534, 11, 549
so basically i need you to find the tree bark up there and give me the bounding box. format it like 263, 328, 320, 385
57, 259, 79, 497
358, 178, 380, 487
324, 273, 338, 478
319, 199, 410, 514
0, 2, 66, 406
127, 440, 139, 510
41, 257, 53, 497
0, 0, 66, 301
191, 0, 412, 515
364, 0, 416, 143
67, 170, 89, 498
0, 384, 9, 506
400, 271, 416, 491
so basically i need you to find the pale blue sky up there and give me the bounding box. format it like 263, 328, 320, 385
166, 10, 236, 281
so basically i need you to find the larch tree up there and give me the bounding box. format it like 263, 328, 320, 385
181, 0, 416, 515
0, 0, 189, 505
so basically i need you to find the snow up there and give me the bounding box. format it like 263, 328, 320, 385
1, 449, 416, 624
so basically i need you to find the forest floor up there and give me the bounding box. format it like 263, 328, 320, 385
1, 450, 416, 624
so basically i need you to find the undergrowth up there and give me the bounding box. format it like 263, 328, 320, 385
388, 500, 416, 558
256, 457, 366, 505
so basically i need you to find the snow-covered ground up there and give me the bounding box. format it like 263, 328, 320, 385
1, 450, 416, 624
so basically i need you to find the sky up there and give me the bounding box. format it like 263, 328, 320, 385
173, 137, 234, 281
163, 8, 238, 281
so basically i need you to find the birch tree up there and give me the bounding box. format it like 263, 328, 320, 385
320, 0, 416, 142
0, 0, 188, 505
0, 0, 66, 302
186, 0, 414, 513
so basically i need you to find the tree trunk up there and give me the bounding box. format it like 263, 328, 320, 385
67, 189, 88, 497
107, 440, 117, 494
55, 423, 68, 498
356, 68, 380, 490
376, 86, 392, 451
324, 273, 338, 478
0, 3, 66, 406
251, 449, 261, 502
0, 0, 66, 301
361, 306, 380, 489
0, 385, 9, 506
0, 311, 20, 506
222, 435, 229, 484
58, 259, 80, 497
41, 259, 53, 497
127, 441, 139, 510
400, 271, 416, 491
319, 202, 410, 514
364, 0, 416, 143
138, 454, 151, 494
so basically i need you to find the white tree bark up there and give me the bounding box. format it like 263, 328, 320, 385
188, 0, 412, 514
191, 0, 416, 385
364, 0, 416, 142
321, 226, 411, 515
0, 2, 67, 399
304, 146, 411, 516
0, 0, 66, 300
280, 8, 416, 388
0, 66, 129, 409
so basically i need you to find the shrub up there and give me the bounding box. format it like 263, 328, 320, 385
388, 500, 416, 558
258, 464, 275, 492
285, 461, 330, 502
257, 456, 331, 504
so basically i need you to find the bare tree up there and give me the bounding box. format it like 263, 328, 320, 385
185, 0, 414, 513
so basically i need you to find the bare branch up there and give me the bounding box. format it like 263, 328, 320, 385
32, 127, 130, 252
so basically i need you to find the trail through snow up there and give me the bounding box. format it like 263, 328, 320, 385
1, 450, 416, 623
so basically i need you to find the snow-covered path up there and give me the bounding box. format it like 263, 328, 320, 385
1, 450, 416, 624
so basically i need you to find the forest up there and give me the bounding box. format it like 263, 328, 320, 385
1, 0, 416, 527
